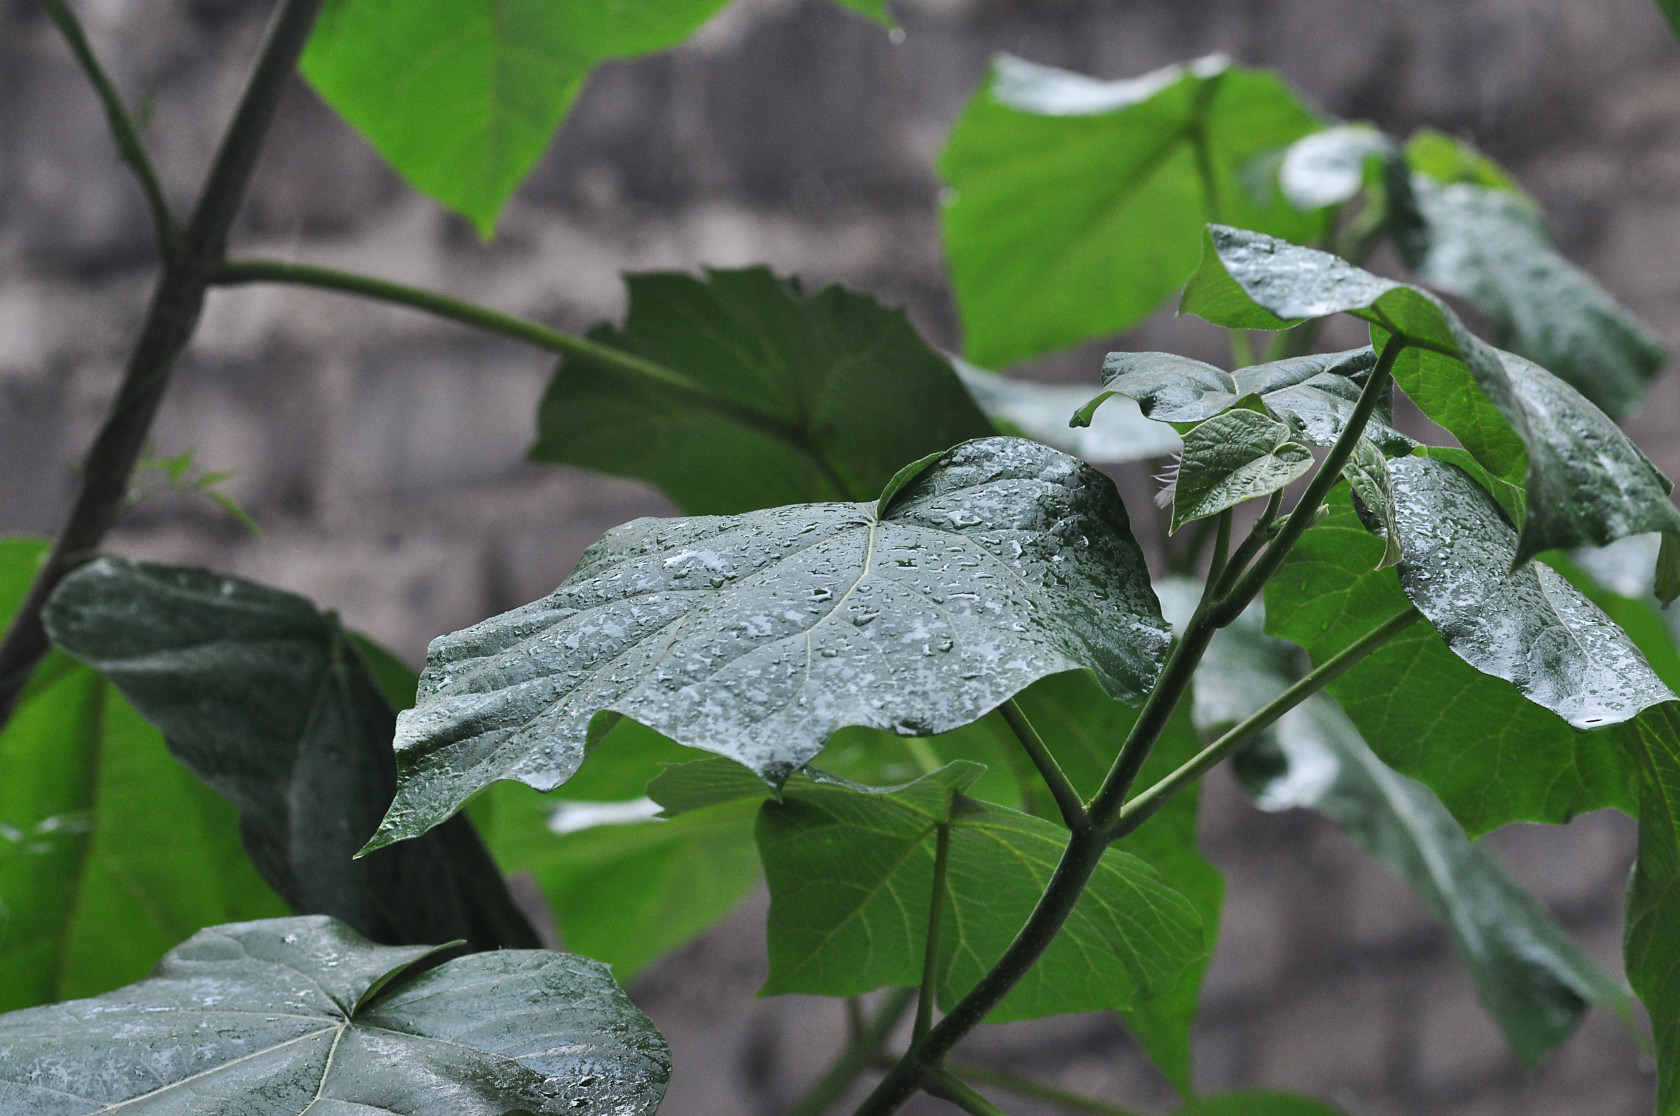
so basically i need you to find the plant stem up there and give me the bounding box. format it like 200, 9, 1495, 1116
999, 700, 1087, 831
1212, 490, 1281, 599
923, 1069, 1012, 1116
39, 0, 178, 257
791, 988, 917, 1116
0, 0, 325, 726
946, 1062, 1145, 1116
1109, 605, 1422, 839
1205, 509, 1233, 587
916, 824, 953, 1043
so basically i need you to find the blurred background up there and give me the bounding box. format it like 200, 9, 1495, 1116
2, 0, 1677, 1111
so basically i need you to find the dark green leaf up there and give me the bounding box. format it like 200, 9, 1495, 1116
953, 359, 1180, 464
1277, 124, 1395, 210
0, 915, 669, 1114
1088, 346, 1414, 456
301, 0, 731, 235
755, 762, 1206, 1021
1384, 456, 1671, 729
1660, 532, 1680, 610
1181, 225, 1680, 562
44, 559, 537, 951
373, 437, 1169, 848
531, 267, 995, 514
1179, 1092, 1351, 1116
1265, 488, 1635, 834
1343, 438, 1403, 569
940, 55, 1324, 367
1169, 400, 1312, 531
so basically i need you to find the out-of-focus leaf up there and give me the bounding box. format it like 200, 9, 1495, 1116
1169, 399, 1312, 531
44, 559, 537, 951
372, 438, 1169, 848
1277, 124, 1394, 210
533, 267, 993, 515
1405, 128, 1522, 192
1343, 438, 1403, 569
0, 915, 670, 1115
953, 359, 1180, 464
940, 54, 1324, 367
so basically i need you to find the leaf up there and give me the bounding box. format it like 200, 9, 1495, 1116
1181, 224, 1680, 563
1383, 455, 1672, 730
953, 358, 1180, 464
1277, 124, 1395, 210
373, 437, 1170, 848
301, 0, 731, 235
1087, 346, 1415, 456
939, 54, 1324, 367
0, 915, 670, 1114
755, 762, 1207, 1021
1662, 533, 1680, 609
531, 267, 995, 514
1179, 1092, 1352, 1116
1169, 400, 1312, 531
1343, 438, 1403, 569
1264, 487, 1635, 834
44, 559, 538, 951
1210, 602, 1623, 1067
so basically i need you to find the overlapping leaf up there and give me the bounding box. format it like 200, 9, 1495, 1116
940, 55, 1324, 367
44, 560, 537, 951
532, 267, 994, 514
1168, 400, 1312, 531
374, 437, 1169, 848
0, 915, 670, 1114
954, 359, 1179, 464
1181, 225, 1680, 562
1343, 438, 1403, 569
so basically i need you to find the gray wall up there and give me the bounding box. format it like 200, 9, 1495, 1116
2, 0, 1676, 1111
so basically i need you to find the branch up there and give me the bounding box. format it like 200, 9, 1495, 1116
923, 1069, 1012, 1116
790, 988, 916, 1116
945, 1062, 1145, 1116
998, 700, 1087, 831
39, 0, 178, 258
914, 824, 954, 1043
1108, 605, 1422, 840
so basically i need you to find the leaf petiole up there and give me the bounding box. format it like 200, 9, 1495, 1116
999, 700, 1088, 831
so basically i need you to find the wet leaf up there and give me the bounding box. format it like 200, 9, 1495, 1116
953, 359, 1180, 464
1342, 438, 1403, 569
44, 560, 538, 951
1169, 400, 1312, 532
1277, 124, 1394, 210
532, 267, 994, 514
940, 55, 1323, 367
0, 915, 669, 1114
373, 437, 1168, 848
1181, 225, 1680, 563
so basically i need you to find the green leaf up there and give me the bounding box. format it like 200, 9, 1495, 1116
1211, 603, 1623, 1067
1276, 124, 1395, 210
1089, 346, 1414, 456
373, 437, 1169, 847
953, 358, 1180, 464
44, 559, 535, 950
1169, 399, 1312, 531
1181, 225, 1680, 563
531, 267, 995, 514
755, 762, 1207, 1021
1662, 533, 1680, 608
1179, 1092, 1351, 1116
301, 0, 731, 235
1343, 437, 1403, 569
0, 915, 670, 1114
1264, 487, 1635, 834
1662, 0, 1680, 44
1405, 128, 1522, 192
940, 55, 1324, 367
1418, 444, 1528, 528
834, 0, 892, 23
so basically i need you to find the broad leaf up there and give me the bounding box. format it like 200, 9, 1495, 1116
1208, 600, 1622, 1066
754, 762, 1206, 1021
1181, 225, 1680, 563
1405, 128, 1520, 192
1277, 124, 1394, 210
1169, 399, 1312, 531
1179, 1092, 1351, 1116
0, 915, 670, 1114
0, 541, 285, 1011
301, 0, 731, 235
1382, 456, 1672, 729
1265, 488, 1634, 834
1343, 438, 1402, 569
1083, 346, 1414, 456
940, 55, 1324, 367
373, 437, 1169, 847
44, 559, 538, 951
953, 359, 1179, 464
531, 267, 995, 514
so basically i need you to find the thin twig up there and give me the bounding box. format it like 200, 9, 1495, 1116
946, 1061, 1146, 1116
790, 988, 917, 1116
915, 825, 953, 1043
998, 700, 1087, 831
923, 1068, 1012, 1116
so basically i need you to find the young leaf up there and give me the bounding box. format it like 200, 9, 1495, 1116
1169, 400, 1313, 531
940, 55, 1324, 367
1265, 488, 1634, 835
755, 762, 1207, 1020
1342, 438, 1403, 569
301, 0, 731, 235
953, 358, 1180, 464
532, 267, 995, 514
1181, 225, 1680, 563
372, 437, 1170, 848
1383, 456, 1672, 730
43, 559, 537, 951
0, 915, 670, 1114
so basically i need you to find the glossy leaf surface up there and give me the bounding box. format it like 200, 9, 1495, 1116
1343, 437, 1403, 569
0, 915, 670, 1114
953, 359, 1180, 464
532, 267, 994, 514
1169, 401, 1312, 531
375, 437, 1169, 847
1265, 489, 1634, 835
301, 0, 730, 234
940, 55, 1323, 367
44, 560, 536, 951
1277, 124, 1394, 210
